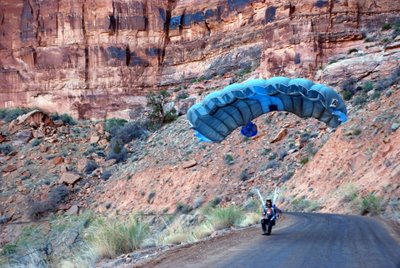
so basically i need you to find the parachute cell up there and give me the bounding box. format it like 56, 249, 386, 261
187, 77, 347, 142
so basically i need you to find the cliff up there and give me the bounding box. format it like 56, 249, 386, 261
0, 0, 399, 118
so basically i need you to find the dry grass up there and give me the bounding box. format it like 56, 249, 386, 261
239, 212, 260, 227
207, 205, 244, 230
88, 216, 149, 258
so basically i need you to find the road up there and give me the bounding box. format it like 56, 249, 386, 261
140, 213, 400, 268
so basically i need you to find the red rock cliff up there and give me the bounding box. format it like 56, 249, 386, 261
0, 0, 399, 118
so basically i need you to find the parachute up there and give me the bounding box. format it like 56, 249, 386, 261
187, 77, 347, 142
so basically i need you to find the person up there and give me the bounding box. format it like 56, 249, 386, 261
261, 199, 282, 235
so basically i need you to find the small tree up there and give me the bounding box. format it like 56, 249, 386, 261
146, 90, 177, 124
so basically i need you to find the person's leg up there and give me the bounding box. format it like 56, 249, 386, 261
267, 223, 272, 235
261, 219, 267, 233
266, 219, 273, 235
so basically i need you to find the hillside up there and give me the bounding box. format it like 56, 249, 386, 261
0, 1, 399, 266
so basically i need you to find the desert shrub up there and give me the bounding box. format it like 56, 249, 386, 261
146, 90, 177, 124
101, 170, 113, 181
84, 144, 98, 156
300, 157, 309, 165
0, 143, 13, 155
262, 160, 280, 170
278, 149, 288, 160
382, 23, 392, 30
370, 91, 381, 100
191, 223, 214, 240
207, 205, 244, 230
200, 197, 221, 215
375, 67, 400, 91
88, 216, 149, 258
106, 139, 128, 163
0, 108, 32, 122
176, 91, 189, 100
30, 138, 41, 147
341, 90, 354, 101
353, 95, 367, 106
360, 193, 382, 215
342, 78, 356, 93
362, 81, 374, 92
224, 154, 234, 165
28, 184, 69, 220
104, 118, 127, 137
147, 192, 156, 203
114, 121, 149, 144
84, 160, 98, 175
348, 48, 358, 54
352, 128, 362, 135
337, 183, 358, 202
239, 212, 260, 227
51, 113, 76, 125
176, 202, 192, 214
193, 197, 204, 209
260, 148, 272, 155
281, 171, 294, 182
291, 197, 320, 212
242, 199, 258, 212
304, 143, 318, 156
239, 169, 249, 181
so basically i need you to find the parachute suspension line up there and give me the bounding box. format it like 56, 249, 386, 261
256, 189, 267, 211
273, 187, 280, 205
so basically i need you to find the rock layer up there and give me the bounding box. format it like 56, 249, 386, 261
0, 0, 399, 118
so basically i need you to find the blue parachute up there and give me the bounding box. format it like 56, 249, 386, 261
187, 77, 347, 142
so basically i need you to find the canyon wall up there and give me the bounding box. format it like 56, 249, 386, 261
0, 0, 399, 118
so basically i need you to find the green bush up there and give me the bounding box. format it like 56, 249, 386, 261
30, 138, 41, 147
300, 157, 309, 165
176, 202, 193, 214
104, 118, 128, 136
146, 90, 177, 124
0, 108, 32, 122
207, 206, 244, 230
360, 194, 382, 215
176, 91, 189, 100
106, 139, 128, 163
362, 81, 374, 92
89, 216, 149, 258
338, 183, 358, 202
353, 95, 367, 106
382, 23, 392, 30
0, 144, 13, 155
342, 90, 354, 101
239, 169, 249, 181
291, 197, 319, 212
28, 184, 69, 220
224, 154, 234, 165
281, 171, 294, 182
51, 113, 76, 125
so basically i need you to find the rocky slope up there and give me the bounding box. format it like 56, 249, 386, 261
1, 0, 399, 118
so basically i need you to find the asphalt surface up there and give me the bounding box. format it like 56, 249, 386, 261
147, 213, 400, 268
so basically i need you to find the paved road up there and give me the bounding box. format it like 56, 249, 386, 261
146, 213, 400, 268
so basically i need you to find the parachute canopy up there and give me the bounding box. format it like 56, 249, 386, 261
187, 77, 347, 142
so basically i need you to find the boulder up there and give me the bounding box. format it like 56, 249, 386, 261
182, 159, 197, 169
2, 164, 17, 173
270, 129, 288, 143
12, 129, 33, 146
53, 157, 65, 165
8, 110, 54, 134
90, 135, 100, 143
60, 172, 81, 185
66, 205, 79, 215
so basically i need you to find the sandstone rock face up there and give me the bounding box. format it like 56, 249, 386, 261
0, 0, 399, 118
